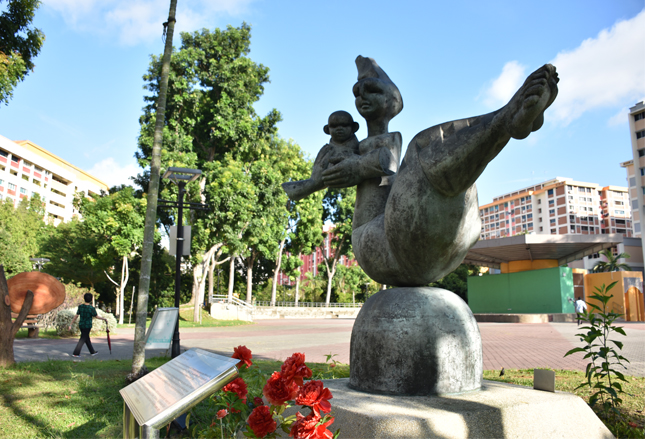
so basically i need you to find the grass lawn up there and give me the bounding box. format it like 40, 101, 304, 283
1, 360, 642, 438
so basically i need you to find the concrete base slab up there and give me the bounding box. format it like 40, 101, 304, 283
304, 379, 613, 439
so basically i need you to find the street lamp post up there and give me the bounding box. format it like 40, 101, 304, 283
158, 167, 206, 358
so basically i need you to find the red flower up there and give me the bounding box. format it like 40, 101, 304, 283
254, 396, 264, 407
295, 380, 333, 417
281, 353, 312, 386
222, 377, 248, 403
289, 412, 334, 439
232, 345, 253, 369
247, 405, 277, 438
263, 371, 298, 406
217, 409, 228, 419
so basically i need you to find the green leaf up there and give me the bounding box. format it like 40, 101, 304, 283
564, 347, 585, 357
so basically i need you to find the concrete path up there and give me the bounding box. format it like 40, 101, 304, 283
12, 319, 645, 377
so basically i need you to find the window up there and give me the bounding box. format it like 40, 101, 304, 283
0, 179, 2, 186
522, 215, 526, 221
550, 228, 556, 234
11, 156, 19, 163
527, 213, 532, 219
539, 217, 542, 222
615, 201, 624, 206
639, 149, 645, 157
633, 200, 639, 210
635, 112, 645, 121
539, 227, 543, 232
641, 168, 645, 176
538, 208, 542, 213
538, 199, 542, 204
632, 177, 638, 186
616, 210, 625, 215
528, 222, 533, 227
570, 226, 576, 233
547, 189, 554, 196
549, 209, 555, 215
636, 130, 645, 139
0, 150, 7, 157
549, 200, 554, 207
550, 219, 556, 225
635, 223, 641, 233
8, 182, 16, 190
570, 215, 575, 222
19, 188, 27, 195
21, 174, 29, 181
581, 226, 588, 232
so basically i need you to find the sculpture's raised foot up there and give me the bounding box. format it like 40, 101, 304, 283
349, 287, 482, 395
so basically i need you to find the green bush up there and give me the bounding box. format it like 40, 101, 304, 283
55, 307, 117, 336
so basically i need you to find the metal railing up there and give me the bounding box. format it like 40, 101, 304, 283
211, 295, 254, 310
254, 301, 362, 308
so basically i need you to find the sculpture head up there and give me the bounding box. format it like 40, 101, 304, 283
353, 56, 403, 122
324, 110, 360, 144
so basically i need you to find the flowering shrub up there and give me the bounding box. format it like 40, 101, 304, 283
203, 346, 339, 439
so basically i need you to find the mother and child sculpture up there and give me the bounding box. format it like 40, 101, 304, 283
283, 56, 559, 395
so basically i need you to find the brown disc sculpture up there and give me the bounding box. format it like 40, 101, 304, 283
7, 272, 65, 314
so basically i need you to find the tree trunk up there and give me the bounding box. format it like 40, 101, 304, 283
131, 0, 178, 378
295, 273, 301, 306
119, 255, 129, 325
228, 255, 235, 302
246, 254, 254, 304
208, 256, 214, 302
325, 266, 335, 307
270, 238, 286, 306
0, 265, 34, 368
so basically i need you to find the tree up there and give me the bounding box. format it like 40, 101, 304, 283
0, 0, 44, 104
41, 218, 111, 288
76, 187, 146, 324
132, 0, 178, 378
320, 187, 356, 306
282, 191, 324, 305
136, 23, 282, 312
592, 249, 631, 273
0, 195, 47, 276
0, 265, 33, 367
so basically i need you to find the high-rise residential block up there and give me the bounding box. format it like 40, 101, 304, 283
0, 134, 109, 224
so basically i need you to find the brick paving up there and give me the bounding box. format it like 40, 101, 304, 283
13, 319, 645, 377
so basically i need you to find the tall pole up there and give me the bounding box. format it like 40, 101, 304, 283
172, 181, 185, 358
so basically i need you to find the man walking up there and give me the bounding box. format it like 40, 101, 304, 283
574, 296, 588, 326
68, 293, 107, 357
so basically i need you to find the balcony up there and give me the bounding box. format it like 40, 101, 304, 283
50, 179, 69, 195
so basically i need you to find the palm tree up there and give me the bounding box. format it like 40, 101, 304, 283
592, 249, 631, 273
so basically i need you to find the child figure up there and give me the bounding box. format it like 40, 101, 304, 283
68, 293, 107, 358
282, 111, 359, 201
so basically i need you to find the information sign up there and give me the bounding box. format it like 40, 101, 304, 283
145, 307, 179, 350
121, 348, 238, 435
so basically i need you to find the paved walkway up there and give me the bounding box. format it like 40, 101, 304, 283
13, 319, 645, 377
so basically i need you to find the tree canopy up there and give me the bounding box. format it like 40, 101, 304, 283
0, 0, 44, 104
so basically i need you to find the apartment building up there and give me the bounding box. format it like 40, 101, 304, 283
479, 177, 632, 240
0, 134, 109, 224
277, 224, 357, 286
621, 101, 645, 237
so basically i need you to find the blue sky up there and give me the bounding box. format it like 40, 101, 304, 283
1, 0, 644, 205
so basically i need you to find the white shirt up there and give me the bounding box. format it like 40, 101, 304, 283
575, 299, 587, 313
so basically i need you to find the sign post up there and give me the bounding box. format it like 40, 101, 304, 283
121, 348, 238, 439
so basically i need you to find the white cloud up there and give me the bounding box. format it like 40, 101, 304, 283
44, 0, 256, 45
479, 61, 527, 108
607, 107, 630, 127
87, 157, 140, 188
549, 9, 645, 125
